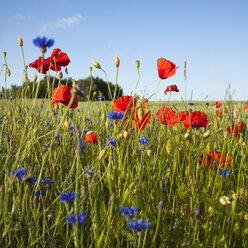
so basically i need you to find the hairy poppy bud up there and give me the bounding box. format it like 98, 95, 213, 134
98, 149, 106, 160
105, 120, 109, 129
118, 133, 123, 140
232, 200, 237, 213
147, 149, 152, 157
3, 51, 6, 57
123, 131, 129, 140
29, 116, 32, 123
184, 132, 191, 140
203, 130, 210, 139
114, 56, 120, 68
6, 68, 11, 77
64, 121, 70, 129
91, 61, 101, 69
184, 61, 187, 81
18, 36, 23, 47
24, 73, 28, 81
58, 72, 63, 79
208, 206, 214, 214
65, 67, 68, 74
33, 74, 37, 82
136, 60, 140, 68
166, 139, 172, 155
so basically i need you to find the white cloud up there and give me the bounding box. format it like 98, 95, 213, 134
17, 14, 25, 20
40, 14, 84, 32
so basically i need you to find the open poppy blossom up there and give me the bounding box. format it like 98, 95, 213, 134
164, 85, 179, 95
113, 96, 137, 113
215, 101, 221, 108
227, 121, 245, 138
29, 48, 70, 74
244, 104, 248, 110
156, 107, 178, 126
131, 111, 151, 131
216, 110, 222, 117
48, 48, 70, 71
157, 58, 179, 79
29, 57, 50, 74
84, 132, 98, 144
200, 149, 232, 169
51, 85, 78, 108
183, 111, 208, 129
178, 110, 189, 122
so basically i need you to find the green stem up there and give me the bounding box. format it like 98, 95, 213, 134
155, 79, 162, 102
113, 67, 119, 101
101, 69, 112, 100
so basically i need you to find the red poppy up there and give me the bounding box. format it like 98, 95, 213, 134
227, 122, 245, 138
216, 110, 222, 117
84, 132, 98, 144
183, 111, 208, 129
157, 58, 179, 79
141, 98, 149, 108
224, 108, 228, 113
215, 101, 221, 108
29, 48, 70, 74
178, 110, 189, 122
244, 104, 248, 110
164, 85, 179, 95
48, 48, 70, 71
29, 57, 50, 74
156, 107, 178, 126
113, 96, 137, 113
51, 85, 78, 108
131, 111, 151, 131
200, 149, 231, 168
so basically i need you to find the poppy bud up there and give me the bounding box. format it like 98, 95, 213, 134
105, 120, 109, 129
184, 61, 187, 81
18, 36, 23, 47
114, 56, 120, 68
98, 150, 106, 160
101, 113, 105, 122
184, 132, 191, 140
33, 74, 37, 82
118, 133, 123, 140
137, 108, 143, 120
24, 73, 28, 81
91, 61, 101, 69
233, 109, 239, 119
231, 200, 237, 213
6, 68, 11, 77
203, 130, 210, 139
64, 121, 70, 129
58, 72, 63, 79
208, 206, 214, 214
147, 149, 152, 157
135, 60, 140, 68
3, 51, 6, 57
166, 139, 172, 155
29, 116, 32, 123
123, 131, 129, 140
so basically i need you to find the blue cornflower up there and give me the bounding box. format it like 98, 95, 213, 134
119, 205, 137, 215
45, 122, 50, 126
195, 206, 200, 217
86, 118, 91, 122
188, 102, 195, 106
53, 133, 60, 140
106, 111, 124, 120
77, 109, 80, 112
33, 36, 54, 49
162, 187, 168, 193
83, 130, 88, 134
25, 177, 38, 185
24, 112, 26, 117
0, 121, 2, 124
128, 219, 152, 230
70, 125, 75, 130
219, 169, 231, 177
9, 167, 27, 182
60, 191, 76, 203
139, 137, 149, 144
34, 190, 46, 197
41, 178, 55, 184
98, 95, 104, 100
66, 212, 86, 224
108, 139, 117, 146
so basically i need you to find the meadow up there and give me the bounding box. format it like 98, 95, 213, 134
0, 36, 248, 247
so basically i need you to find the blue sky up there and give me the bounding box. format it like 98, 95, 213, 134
0, 0, 248, 101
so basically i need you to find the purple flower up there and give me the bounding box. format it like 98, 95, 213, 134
128, 218, 152, 230
139, 137, 149, 144
66, 212, 86, 224
106, 111, 124, 120
119, 205, 137, 215
219, 169, 231, 177
33, 36, 54, 49
60, 191, 76, 203
108, 139, 117, 146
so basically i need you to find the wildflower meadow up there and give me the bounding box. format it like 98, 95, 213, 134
0, 36, 248, 247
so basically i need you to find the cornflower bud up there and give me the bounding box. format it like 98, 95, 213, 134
114, 56, 120, 67
40, 47, 46, 54
91, 61, 101, 69
18, 36, 23, 47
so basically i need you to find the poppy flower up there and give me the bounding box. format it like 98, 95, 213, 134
113, 96, 137, 113
29, 57, 50, 74
227, 121, 245, 138
156, 107, 178, 126
141, 98, 149, 109
51, 85, 78, 108
215, 101, 221, 108
84, 132, 98, 144
244, 104, 248, 110
131, 111, 151, 131
178, 110, 189, 122
183, 111, 208, 129
164, 85, 179, 95
216, 110, 222, 117
157, 58, 179, 79
200, 149, 231, 168
48, 48, 70, 71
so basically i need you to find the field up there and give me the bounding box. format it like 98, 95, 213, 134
1, 38, 248, 247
